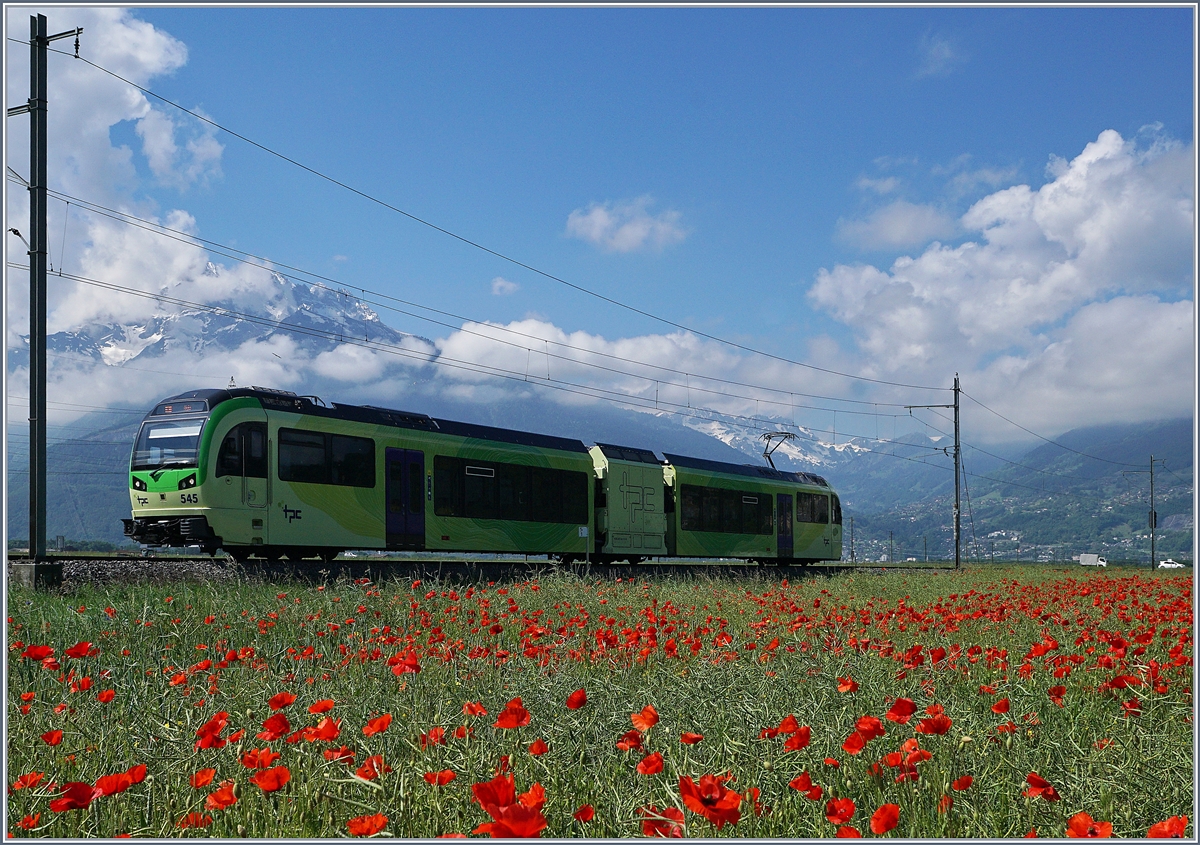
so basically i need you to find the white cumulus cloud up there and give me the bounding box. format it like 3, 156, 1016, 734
836, 200, 957, 250
491, 276, 519, 296
811, 129, 1195, 439
565, 195, 688, 253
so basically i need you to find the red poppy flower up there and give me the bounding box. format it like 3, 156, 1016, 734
463, 701, 488, 717
18, 813, 40, 830
356, 755, 394, 781
425, 770, 457, 786
250, 765, 291, 793
190, 769, 216, 789
472, 772, 516, 810
915, 713, 953, 735
324, 745, 355, 764
617, 730, 644, 751
838, 676, 859, 693
421, 727, 447, 749
680, 732, 704, 745
472, 802, 549, 838
566, 689, 587, 710
91, 772, 133, 798
1023, 772, 1061, 802
22, 645, 54, 661
241, 747, 281, 769
205, 780, 237, 810
938, 794, 953, 814
783, 725, 812, 752
308, 699, 335, 714
871, 803, 899, 834
11, 771, 44, 792
1048, 686, 1066, 707
826, 797, 856, 825
362, 713, 392, 736
528, 738, 549, 756
49, 782, 94, 812
679, 774, 742, 829
126, 763, 147, 785
789, 772, 823, 801
1147, 816, 1188, 838
177, 812, 213, 829
347, 814, 388, 837
96, 690, 115, 704
194, 711, 230, 750
1121, 699, 1142, 718
778, 714, 800, 734
303, 716, 341, 742
885, 698, 917, 724
836, 825, 863, 838
632, 705, 660, 732
952, 775, 973, 791
257, 712, 291, 741
268, 692, 297, 710
856, 716, 885, 740
1066, 812, 1113, 838
637, 752, 664, 775
494, 698, 531, 729
991, 698, 1010, 714
842, 731, 866, 755
640, 805, 685, 838
41, 729, 64, 746
574, 805, 595, 822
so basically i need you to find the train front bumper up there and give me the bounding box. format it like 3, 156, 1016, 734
123, 515, 220, 550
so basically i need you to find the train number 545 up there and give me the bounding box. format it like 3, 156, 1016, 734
180, 493, 199, 504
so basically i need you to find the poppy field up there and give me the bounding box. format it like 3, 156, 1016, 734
5, 566, 1193, 838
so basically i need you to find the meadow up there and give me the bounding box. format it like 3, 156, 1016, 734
5, 566, 1192, 838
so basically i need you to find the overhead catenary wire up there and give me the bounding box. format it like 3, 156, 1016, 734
7, 261, 945, 458
23, 183, 922, 416
960, 390, 1143, 468
29, 42, 951, 393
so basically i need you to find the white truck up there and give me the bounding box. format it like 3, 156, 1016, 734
1079, 554, 1107, 567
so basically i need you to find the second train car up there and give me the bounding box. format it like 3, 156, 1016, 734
124, 387, 843, 565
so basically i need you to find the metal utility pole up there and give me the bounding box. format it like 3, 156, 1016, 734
888, 531, 893, 565
7, 15, 80, 588
924, 536, 927, 563
849, 516, 855, 563
906, 374, 961, 570
1122, 455, 1165, 569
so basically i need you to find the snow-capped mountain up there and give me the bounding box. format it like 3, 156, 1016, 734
10, 265, 435, 370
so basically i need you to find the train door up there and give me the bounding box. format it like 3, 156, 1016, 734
242, 418, 268, 510
777, 493, 793, 559
386, 448, 425, 550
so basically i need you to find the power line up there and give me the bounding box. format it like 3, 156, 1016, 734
8, 261, 942, 458
960, 390, 1142, 468
39, 42, 948, 393
23, 183, 923, 416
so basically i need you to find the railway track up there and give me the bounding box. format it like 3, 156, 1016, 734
7, 553, 953, 587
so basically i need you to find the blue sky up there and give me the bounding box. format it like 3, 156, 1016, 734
4, 5, 1196, 443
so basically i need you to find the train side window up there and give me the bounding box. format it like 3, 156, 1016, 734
279, 428, 328, 484
814, 494, 830, 524
409, 463, 423, 514
831, 494, 843, 526
663, 483, 675, 513
560, 470, 588, 524
720, 489, 741, 533
680, 485, 701, 530
464, 462, 497, 519
434, 456, 461, 516
332, 434, 375, 488
388, 461, 405, 514
215, 427, 242, 477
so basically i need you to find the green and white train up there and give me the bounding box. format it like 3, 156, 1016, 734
124, 387, 843, 565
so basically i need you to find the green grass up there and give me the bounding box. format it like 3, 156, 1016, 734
5, 566, 1192, 838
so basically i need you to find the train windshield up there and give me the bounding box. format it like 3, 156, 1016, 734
131, 417, 207, 471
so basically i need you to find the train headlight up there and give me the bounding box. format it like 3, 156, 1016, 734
178, 474, 197, 490
131, 476, 147, 491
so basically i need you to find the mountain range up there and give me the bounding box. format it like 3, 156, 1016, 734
6, 272, 1193, 562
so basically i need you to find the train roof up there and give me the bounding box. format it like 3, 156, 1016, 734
150, 388, 588, 454
663, 452, 830, 488
593, 443, 662, 465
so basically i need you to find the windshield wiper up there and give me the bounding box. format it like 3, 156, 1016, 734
134, 458, 196, 473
